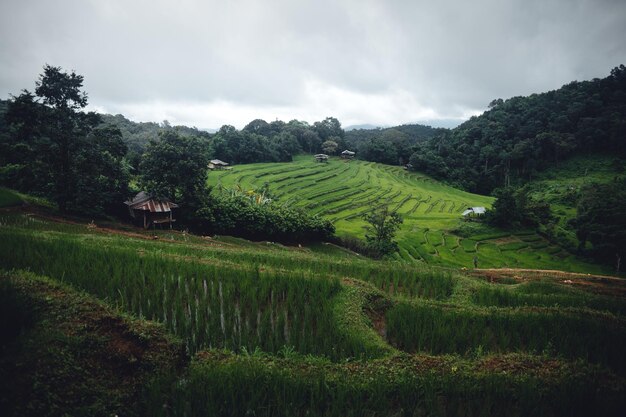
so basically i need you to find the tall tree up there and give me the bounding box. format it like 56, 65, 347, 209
139, 130, 209, 209
363, 205, 403, 257
571, 181, 626, 273
3, 65, 124, 214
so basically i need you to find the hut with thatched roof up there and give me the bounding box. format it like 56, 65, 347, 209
208, 159, 230, 170
341, 150, 355, 159
125, 191, 178, 229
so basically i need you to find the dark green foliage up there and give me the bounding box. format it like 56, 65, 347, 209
409, 65, 626, 194
570, 180, 626, 272
486, 187, 521, 227
1, 65, 128, 215
0, 188, 23, 207
74, 125, 130, 216
357, 136, 398, 165
363, 205, 403, 257
139, 129, 209, 209
487, 186, 553, 229
100, 113, 212, 154
345, 124, 440, 165
196, 191, 335, 243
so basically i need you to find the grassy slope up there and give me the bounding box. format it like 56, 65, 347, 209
1, 213, 625, 416
0, 270, 185, 417
209, 155, 608, 273
524, 153, 625, 248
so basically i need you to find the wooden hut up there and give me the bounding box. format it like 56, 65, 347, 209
461, 207, 486, 218
125, 191, 179, 229
208, 159, 230, 170
341, 150, 355, 159
314, 154, 329, 162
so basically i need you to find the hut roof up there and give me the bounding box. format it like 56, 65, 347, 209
125, 192, 178, 212
462, 206, 486, 216
210, 159, 229, 166
341, 150, 355, 155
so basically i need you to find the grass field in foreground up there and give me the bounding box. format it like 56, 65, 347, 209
208, 155, 609, 273
1, 212, 625, 416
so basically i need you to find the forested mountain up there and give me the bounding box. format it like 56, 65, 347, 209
345, 123, 441, 165
409, 65, 626, 194
100, 114, 211, 153
102, 114, 347, 164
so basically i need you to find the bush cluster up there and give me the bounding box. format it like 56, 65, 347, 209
195, 194, 335, 243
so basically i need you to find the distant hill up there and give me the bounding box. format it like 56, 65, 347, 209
409, 65, 626, 194
100, 114, 211, 153
345, 123, 385, 131
345, 123, 443, 165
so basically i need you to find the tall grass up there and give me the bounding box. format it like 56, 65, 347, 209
2, 230, 382, 358
472, 281, 626, 315
143, 351, 625, 417
386, 301, 626, 374
1, 214, 457, 300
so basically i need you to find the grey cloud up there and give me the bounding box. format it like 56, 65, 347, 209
1, 0, 625, 127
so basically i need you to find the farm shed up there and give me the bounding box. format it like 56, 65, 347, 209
125, 191, 179, 229
208, 159, 230, 170
462, 207, 486, 218
341, 150, 355, 159
314, 154, 329, 162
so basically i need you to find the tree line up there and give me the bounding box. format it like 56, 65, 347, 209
0, 65, 336, 243
408, 65, 626, 194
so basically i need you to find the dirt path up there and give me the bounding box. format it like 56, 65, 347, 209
469, 268, 626, 298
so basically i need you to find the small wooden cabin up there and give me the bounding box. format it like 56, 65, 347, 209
208, 159, 230, 170
314, 154, 329, 162
125, 191, 178, 229
341, 150, 355, 159
462, 207, 486, 218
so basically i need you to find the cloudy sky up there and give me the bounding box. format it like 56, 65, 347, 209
1, 0, 625, 129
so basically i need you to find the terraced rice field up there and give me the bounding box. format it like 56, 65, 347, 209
1, 210, 624, 416
209, 156, 608, 273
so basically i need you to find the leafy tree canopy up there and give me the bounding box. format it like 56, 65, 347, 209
408, 65, 626, 194
363, 205, 403, 257
139, 130, 209, 210
570, 180, 626, 272
1, 65, 128, 215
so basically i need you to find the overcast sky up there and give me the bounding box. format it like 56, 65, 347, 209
1, 0, 625, 129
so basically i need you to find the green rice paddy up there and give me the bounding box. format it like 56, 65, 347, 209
209, 156, 608, 273
1, 210, 625, 415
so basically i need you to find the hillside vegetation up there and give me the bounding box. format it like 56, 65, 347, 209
1, 209, 625, 415
209, 155, 609, 273
409, 66, 626, 194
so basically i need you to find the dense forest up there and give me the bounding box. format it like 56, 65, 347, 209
344, 124, 441, 166
408, 65, 626, 194
99, 113, 347, 165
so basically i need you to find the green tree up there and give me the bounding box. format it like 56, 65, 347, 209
3, 65, 124, 214
73, 126, 130, 216
139, 130, 209, 210
570, 181, 626, 273
363, 205, 403, 257
313, 117, 344, 141
321, 140, 338, 155
486, 187, 521, 227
